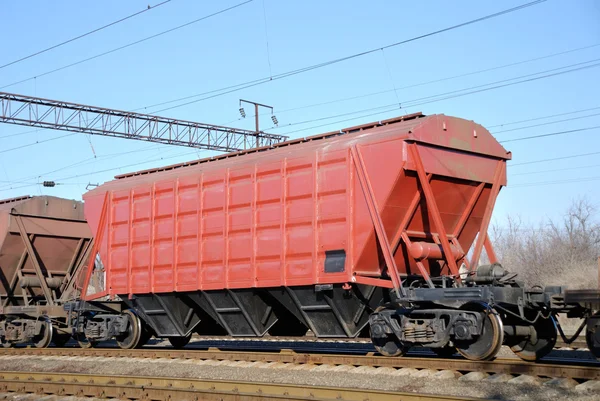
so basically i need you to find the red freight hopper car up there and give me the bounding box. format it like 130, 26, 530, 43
0, 196, 92, 347
77, 113, 600, 360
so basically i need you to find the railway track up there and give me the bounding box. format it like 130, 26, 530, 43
1, 346, 598, 381
181, 335, 592, 352
181, 335, 591, 350
0, 371, 478, 401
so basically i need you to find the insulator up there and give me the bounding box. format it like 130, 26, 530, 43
42, 181, 56, 187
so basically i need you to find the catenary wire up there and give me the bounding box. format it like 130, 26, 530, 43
5, 53, 600, 188
491, 111, 600, 133
5, 42, 595, 140
7, 122, 599, 191
499, 126, 600, 143
510, 176, 600, 188
2, 70, 598, 187
511, 164, 600, 176
139, 0, 547, 113
0, 148, 205, 192
0, 1, 254, 90
0, 144, 169, 191
3, 126, 600, 193
487, 105, 600, 128
13, 57, 595, 166
0, 142, 182, 191
509, 151, 600, 167
0, 1, 172, 70
272, 60, 600, 135
219, 43, 600, 122
0, 133, 76, 154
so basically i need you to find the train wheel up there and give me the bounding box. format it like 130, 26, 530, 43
373, 334, 408, 357
137, 327, 152, 349
456, 307, 503, 361
116, 310, 143, 349
586, 313, 600, 358
370, 306, 408, 357
33, 320, 53, 348
511, 316, 556, 361
168, 334, 191, 349
0, 336, 13, 348
432, 346, 456, 358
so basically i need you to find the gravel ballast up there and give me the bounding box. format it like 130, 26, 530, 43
0, 354, 598, 401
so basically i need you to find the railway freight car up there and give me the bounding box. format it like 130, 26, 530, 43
0, 195, 93, 347
68, 113, 600, 360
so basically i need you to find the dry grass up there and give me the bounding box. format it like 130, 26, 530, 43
491, 198, 600, 290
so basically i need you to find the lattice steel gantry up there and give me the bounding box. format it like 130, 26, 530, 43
0, 92, 287, 152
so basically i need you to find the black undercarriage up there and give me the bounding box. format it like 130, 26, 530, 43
1, 264, 599, 362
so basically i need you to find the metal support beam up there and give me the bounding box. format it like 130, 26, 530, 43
0, 92, 287, 152
408, 143, 461, 280
453, 182, 485, 238
400, 232, 435, 288
59, 239, 93, 303
239, 99, 274, 149
351, 145, 405, 297
82, 193, 109, 301
484, 236, 498, 264
2, 244, 29, 307
12, 215, 54, 305
391, 173, 432, 254
469, 160, 505, 270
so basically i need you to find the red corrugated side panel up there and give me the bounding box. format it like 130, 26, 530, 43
82, 114, 511, 299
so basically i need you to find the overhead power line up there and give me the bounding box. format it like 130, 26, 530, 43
511, 164, 600, 176
0, 144, 176, 192
239, 43, 600, 121
510, 176, 600, 188
0, 1, 172, 70
6, 42, 597, 141
487, 105, 600, 129
3, 122, 599, 193
492, 112, 600, 134
139, 0, 547, 114
0, 133, 76, 154
397, 60, 600, 109
499, 126, 600, 143
0, 73, 600, 188
0, 1, 254, 90
509, 151, 600, 167
270, 59, 600, 136
0, 148, 204, 193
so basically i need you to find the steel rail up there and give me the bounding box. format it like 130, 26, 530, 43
1, 347, 598, 381
0, 371, 478, 401
185, 334, 588, 349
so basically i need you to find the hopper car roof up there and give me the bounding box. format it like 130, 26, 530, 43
88, 113, 511, 194
0, 195, 86, 220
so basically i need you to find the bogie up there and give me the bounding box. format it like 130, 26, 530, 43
369, 304, 504, 361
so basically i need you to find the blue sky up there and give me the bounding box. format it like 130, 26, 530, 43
0, 0, 599, 226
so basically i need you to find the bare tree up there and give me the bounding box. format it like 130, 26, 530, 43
491, 198, 600, 289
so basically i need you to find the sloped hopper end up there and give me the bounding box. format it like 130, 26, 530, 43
0, 196, 92, 307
